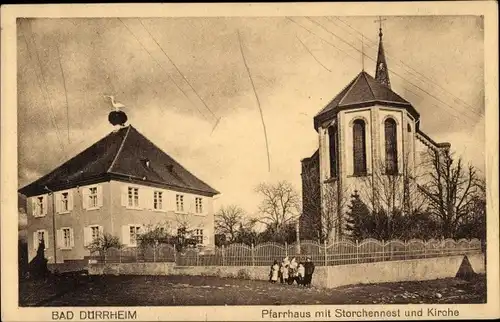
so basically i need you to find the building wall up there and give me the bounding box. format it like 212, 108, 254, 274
300, 151, 322, 241
26, 180, 215, 263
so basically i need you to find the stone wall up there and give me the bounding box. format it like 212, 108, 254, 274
88, 254, 485, 289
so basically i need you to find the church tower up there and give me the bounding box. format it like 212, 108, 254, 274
375, 26, 391, 88
300, 20, 444, 243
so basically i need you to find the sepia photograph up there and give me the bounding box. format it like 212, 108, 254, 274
1, 2, 499, 321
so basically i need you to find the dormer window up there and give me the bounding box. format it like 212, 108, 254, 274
141, 158, 151, 168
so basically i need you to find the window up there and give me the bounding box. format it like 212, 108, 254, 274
90, 226, 101, 242
83, 185, 102, 210
89, 187, 98, 208
33, 196, 46, 217
129, 225, 141, 246
176, 194, 184, 212
60, 192, 69, 212
62, 228, 72, 249
352, 119, 367, 175
194, 229, 203, 244
153, 191, 163, 210
385, 118, 398, 175
128, 187, 139, 208
195, 197, 203, 214
328, 126, 338, 178
407, 123, 412, 132
33, 229, 48, 250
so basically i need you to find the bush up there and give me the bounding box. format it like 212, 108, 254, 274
86, 233, 122, 256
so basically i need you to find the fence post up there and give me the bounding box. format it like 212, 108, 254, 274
356, 240, 359, 264
153, 244, 156, 263
222, 245, 225, 266
404, 240, 407, 260
323, 240, 327, 266
251, 243, 255, 267
119, 248, 122, 263
285, 242, 288, 258
382, 240, 385, 262
173, 244, 177, 263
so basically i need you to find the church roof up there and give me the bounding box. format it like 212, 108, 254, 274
19, 125, 219, 197
313, 71, 419, 130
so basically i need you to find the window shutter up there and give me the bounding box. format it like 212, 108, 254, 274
139, 188, 146, 209
97, 185, 104, 208
42, 195, 48, 216
98, 226, 104, 239
31, 198, 37, 217
121, 185, 128, 207
82, 188, 89, 210
55, 193, 61, 214
148, 188, 154, 210
122, 225, 130, 246
68, 190, 74, 211
56, 229, 63, 249
161, 189, 167, 211
43, 229, 49, 249
83, 226, 90, 247
33, 231, 38, 250
69, 228, 75, 248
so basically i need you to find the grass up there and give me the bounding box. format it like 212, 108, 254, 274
19, 273, 486, 306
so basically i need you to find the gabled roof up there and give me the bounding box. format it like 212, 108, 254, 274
19, 125, 219, 197
313, 71, 419, 130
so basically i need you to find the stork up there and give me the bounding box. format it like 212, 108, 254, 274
104, 95, 126, 111
105, 95, 128, 127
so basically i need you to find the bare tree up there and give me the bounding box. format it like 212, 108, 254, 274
359, 152, 427, 216
255, 181, 301, 238
418, 148, 483, 238
215, 205, 256, 243
355, 152, 429, 240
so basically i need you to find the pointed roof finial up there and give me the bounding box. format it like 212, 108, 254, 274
374, 16, 391, 88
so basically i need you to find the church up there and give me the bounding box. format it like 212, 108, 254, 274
300, 25, 451, 243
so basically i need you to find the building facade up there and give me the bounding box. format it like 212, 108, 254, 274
300, 27, 450, 243
20, 125, 219, 264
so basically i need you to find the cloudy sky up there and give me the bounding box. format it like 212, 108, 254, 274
17, 16, 484, 216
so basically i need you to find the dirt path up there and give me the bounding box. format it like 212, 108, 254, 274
20, 273, 486, 306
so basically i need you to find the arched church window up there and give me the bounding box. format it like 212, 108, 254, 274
385, 118, 398, 175
352, 119, 367, 175
328, 126, 338, 178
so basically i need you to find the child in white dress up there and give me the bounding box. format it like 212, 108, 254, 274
270, 260, 279, 283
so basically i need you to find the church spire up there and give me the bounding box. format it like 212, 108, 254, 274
374, 17, 391, 88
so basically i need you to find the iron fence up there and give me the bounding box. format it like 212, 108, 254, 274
91, 238, 481, 267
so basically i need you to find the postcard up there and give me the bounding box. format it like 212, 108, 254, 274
1, 2, 498, 321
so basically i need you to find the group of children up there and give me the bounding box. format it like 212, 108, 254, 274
269, 256, 315, 287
